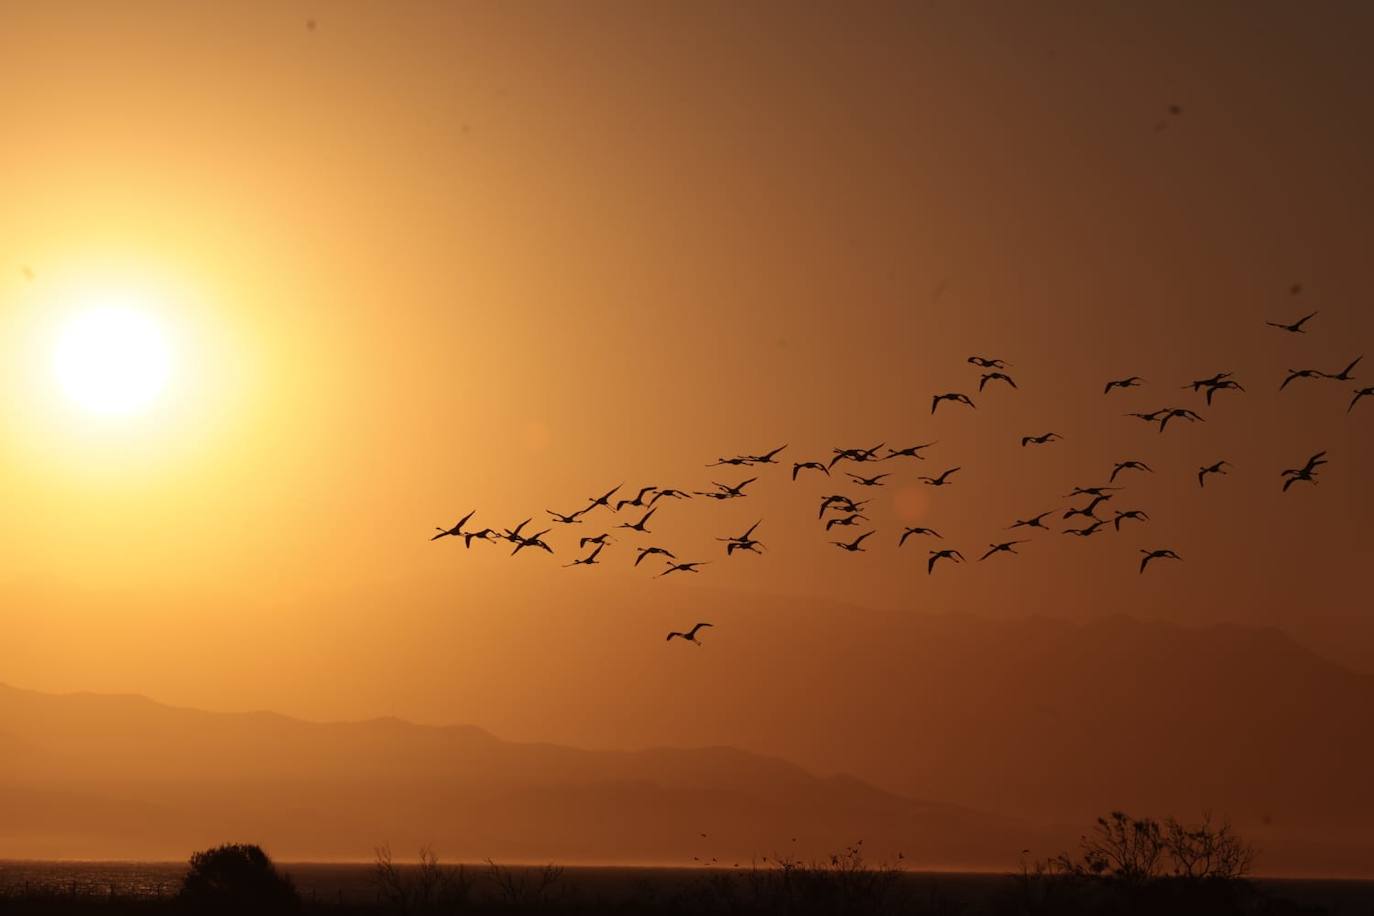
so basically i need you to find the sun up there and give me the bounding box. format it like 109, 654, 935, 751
53, 305, 173, 415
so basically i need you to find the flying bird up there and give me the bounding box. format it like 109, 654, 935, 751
545, 508, 586, 524
830, 443, 886, 467
846, 472, 890, 487
1063, 485, 1120, 498
580, 533, 613, 548
1064, 520, 1108, 537
511, 529, 554, 555
1104, 376, 1146, 394
707, 455, 754, 467
979, 541, 1027, 561
898, 526, 942, 545
1110, 460, 1152, 482
648, 488, 692, 506
968, 356, 1009, 369
660, 561, 709, 577
1008, 511, 1055, 530
584, 484, 624, 513
1064, 494, 1113, 520
666, 622, 713, 645
502, 518, 534, 543
1280, 368, 1325, 391
1323, 356, 1362, 381
927, 549, 965, 574
614, 486, 659, 511
1158, 408, 1204, 432
1201, 379, 1245, 405
792, 461, 830, 480
919, 467, 961, 487
825, 513, 869, 530
564, 543, 605, 567
717, 521, 764, 555
746, 444, 788, 464
1021, 432, 1062, 447
1126, 409, 1168, 424
931, 392, 976, 414
1267, 311, 1318, 333
1198, 460, 1231, 488
1113, 509, 1150, 531
980, 371, 1017, 391
431, 509, 476, 541
616, 507, 658, 533
1139, 549, 1182, 573
1281, 451, 1327, 478
831, 531, 875, 552
1183, 371, 1232, 392
634, 545, 676, 566
1350, 387, 1374, 412
696, 477, 758, 500
884, 442, 937, 460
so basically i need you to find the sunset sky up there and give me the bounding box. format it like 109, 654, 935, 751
3, 0, 1373, 827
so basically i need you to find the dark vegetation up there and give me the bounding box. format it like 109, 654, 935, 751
0, 816, 1354, 915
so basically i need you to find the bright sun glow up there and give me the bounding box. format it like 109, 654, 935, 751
53, 306, 173, 415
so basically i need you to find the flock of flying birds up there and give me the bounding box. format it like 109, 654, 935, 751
432, 295, 1365, 645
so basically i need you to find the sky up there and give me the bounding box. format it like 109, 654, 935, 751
2, 0, 1373, 757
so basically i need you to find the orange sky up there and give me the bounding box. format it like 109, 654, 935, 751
2, 0, 1373, 763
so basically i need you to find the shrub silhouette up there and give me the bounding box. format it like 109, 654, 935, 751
176, 843, 301, 915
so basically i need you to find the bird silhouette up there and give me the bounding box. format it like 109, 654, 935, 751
1350, 387, 1374, 412
616, 507, 658, 533
884, 442, 937, 460
717, 521, 764, 555
545, 508, 586, 524
585, 484, 624, 513
648, 488, 692, 506
1184, 371, 1232, 392
979, 541, 1027, 561
831, 531, 875, 552
1126, 409, 1169, 424
1110, 460, 1152, 482
1198, 460, 1231, 488
1158, 408, 1204, 432
502, 518, 534, 543
431, 509, 477, 541
931, 392, 976, 414
1064, 520, 1108, 537
580, 533, 613, 548
1282, 468, 1318, 492
1282, 451, 1327, 478
746, 444, 788, 463
1323, 356, 1362, 381
846, 472, 890, 487
511, 529, 554, 555
1021, 432, 1062, 447
1064, 494, 1113, 520
660, 560, 709, 577
707, 455, 754, 467
825, 513, 869, 530
462, 528, 499, 548
666, 622, 713, 644
792, 461, 830, 480
1105, 376, 1146, 394
1063, 485, 1120, 498
1139, 549, 1182, 573
1267, 311, 1318, 333
614, 486, 659, 511
696, 478, 757, 499
829, 443, 886, 467
1113, 509, 1150, 531
564, 543, 605, 567
927, 549, 965, 573
1201, 379, 1245, 405
919, 467, 961, 486
898, 526, 942, 545
634, 545, 676, 566
1280, 368, 1325, 391
1008, 511, 1055, 530
968, 356, 1009, 369
980, 371, 1017, 391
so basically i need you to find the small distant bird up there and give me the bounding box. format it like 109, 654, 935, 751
666, 623, 713, 645
793, 461, 830, 480
1064, 494, 1113, 520
545, 508, 586, 524
717, 521, 764, 556
580, 533, 613, 548
931, 392, 976, 414
462, 528, 499, 548
1008, 511, 1054, 530
1184, 371, 1232, 392
1110, 460, 1152, 482
564, 544, 605, 567
1350, 387, 1374, 412
502, 518, 533, 543
1113, 509, 1150, 531
1126, 409, 1169, 424
1063, 485, 1120, 498
585, 484, 624, 513
648, 488, 692, 506
846, 472, 890, 487
1139, 549, 1182, 573
1282, 468, 1318, 492
616, 507, 658, 533
1104, 376, 1145, 394
1201, 379, 1245, 405
1281, 451, 1327, 478
660, 560, 708, 577
615, 486, 658, 511
634, 545, 676, 566
1021, 432, 1062, 447
1064, 520, 1108, 537
511, 529, 554, 555
1267, 311, 1318, 334
431, 509, 476, 541
1198, 460, 1231, 488
968, 356, 1009, 369
831, 531, 875, 552
829, 443, 886, 466
927, 549, 965, 574
884, 442, 937, 460
1158, 408, 1204, 432
696, 478, 757, 499
980, 371, 1017, 391
979, 541, 1027, 561
1323, 356, 1363, 382
707, 455, 754, 467
746, 444, 788, 464
919, 467, 961, 487
898, 526, 942, 545
1280, 368, 1325, 390
825, 513, 869, 531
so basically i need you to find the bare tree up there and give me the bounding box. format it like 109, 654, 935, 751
1164, 812, 1257, 879
1054, 811, 1166, 886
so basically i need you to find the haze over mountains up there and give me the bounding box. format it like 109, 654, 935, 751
3, 600, 1371, 876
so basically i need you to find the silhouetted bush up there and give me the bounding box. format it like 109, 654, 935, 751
176, 843, 301, 915
371, 845, 471, 913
